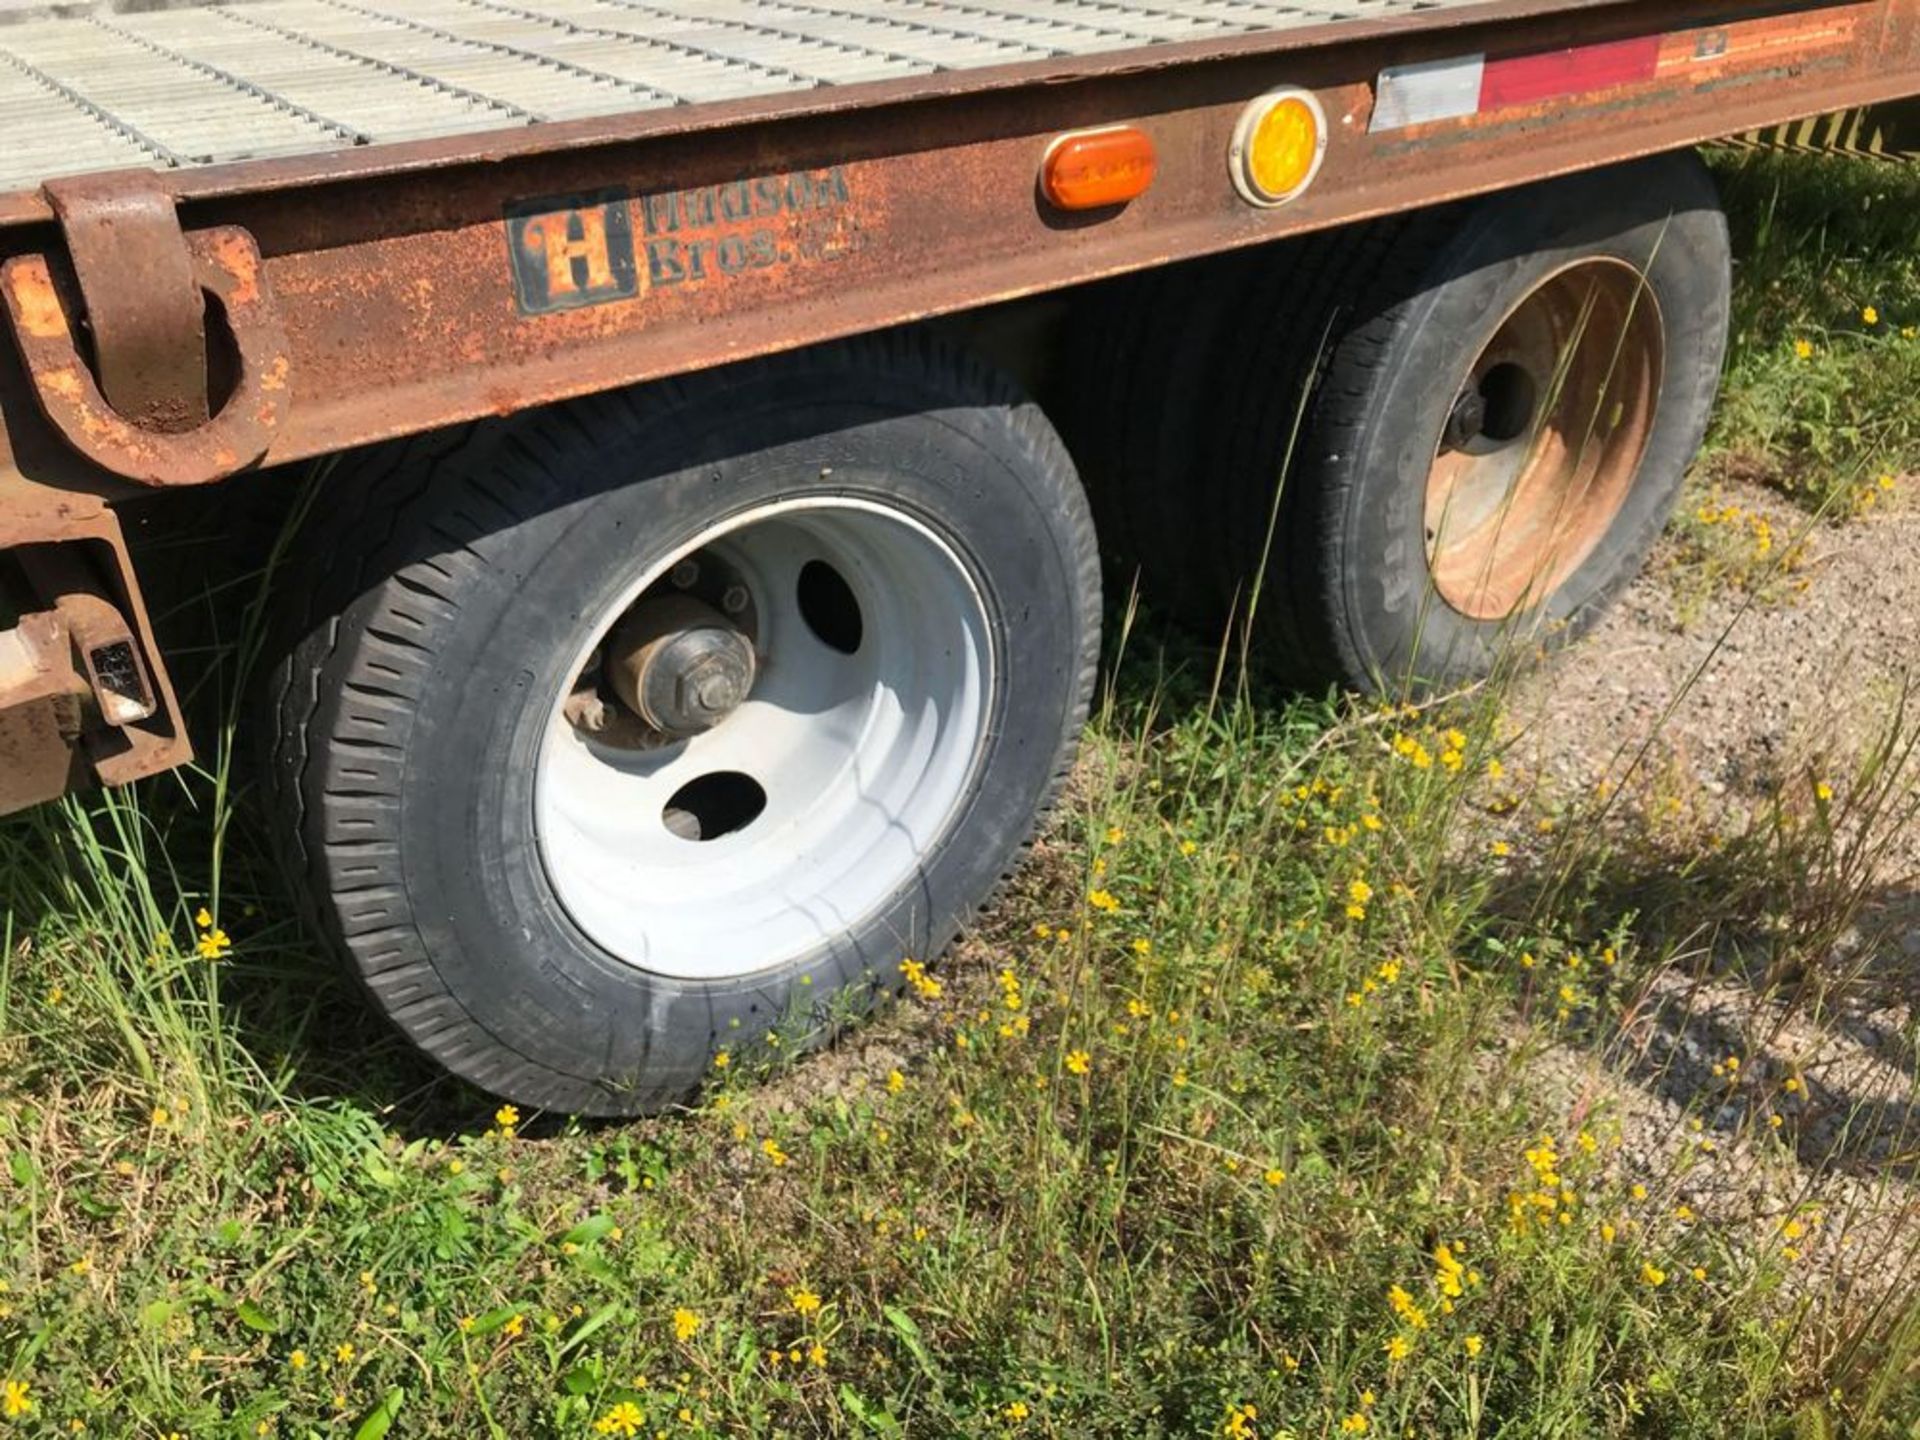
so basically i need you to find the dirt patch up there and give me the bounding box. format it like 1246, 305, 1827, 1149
1510, 476, 1920, 1299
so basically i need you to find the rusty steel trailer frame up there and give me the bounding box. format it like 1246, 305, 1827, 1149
2, 0, 1918, 810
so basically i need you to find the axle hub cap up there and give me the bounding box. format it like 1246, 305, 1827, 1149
610, 596, 756, 738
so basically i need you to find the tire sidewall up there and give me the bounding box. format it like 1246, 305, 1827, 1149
1330, 159, 1730, 686
386, 370, 1091, 1112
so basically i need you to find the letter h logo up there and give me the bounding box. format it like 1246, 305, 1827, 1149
505, 189, 640, 315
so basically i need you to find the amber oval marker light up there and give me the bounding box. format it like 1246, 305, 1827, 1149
1230, 88, 1328, 207
1041, 126, 1158, 211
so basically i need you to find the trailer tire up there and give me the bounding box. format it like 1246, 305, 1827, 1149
1216, 150, 1730, 691
1063, 254, 1264, 624
262, 335, 1099, 1115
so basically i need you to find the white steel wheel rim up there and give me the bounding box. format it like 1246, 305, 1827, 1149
535, 496, 995, 981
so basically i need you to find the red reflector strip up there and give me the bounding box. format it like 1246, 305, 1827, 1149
1478, 34, 1660, 109
1373, 33, 1661, 133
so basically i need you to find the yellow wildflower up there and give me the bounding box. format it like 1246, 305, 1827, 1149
672, 1307, 701, 1341
899, 958, 942, 1000
2, 1380, 30, 1418
1464, 1335, 1483, 1358
594, 1402, 645, 1437
1387, 1284, 1428, 1329
1065, 1049, 1091, 1076
789, 1288, 822, 1317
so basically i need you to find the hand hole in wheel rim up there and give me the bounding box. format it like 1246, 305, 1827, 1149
1425, 257, 1664, 621
1469, 362, 1539, 449
663, 771, 766, 841
535, 497, 994, 981
796, 557, 863, 654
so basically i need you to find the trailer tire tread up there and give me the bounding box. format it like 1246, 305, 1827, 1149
1209, 207, 1461, 680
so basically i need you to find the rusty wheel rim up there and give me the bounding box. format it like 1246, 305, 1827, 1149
1424, 258, 1664, 621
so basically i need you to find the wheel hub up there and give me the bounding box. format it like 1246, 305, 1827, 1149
609, 595, 757, 738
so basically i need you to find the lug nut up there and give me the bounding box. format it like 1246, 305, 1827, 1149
669, 558, 700, 589
721, 584, 750, 614
1442, 387, 1488, 452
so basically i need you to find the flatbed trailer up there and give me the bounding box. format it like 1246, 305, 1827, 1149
0, 0, 1913, 1112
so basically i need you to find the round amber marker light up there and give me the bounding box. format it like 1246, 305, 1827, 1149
1230, 89, 1328, 207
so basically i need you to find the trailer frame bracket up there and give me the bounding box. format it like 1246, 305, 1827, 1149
0, 172, 290, 487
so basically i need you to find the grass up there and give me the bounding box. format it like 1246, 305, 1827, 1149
1706, 145, 1920, 512
4, 150, 1920, 1438
1658, 147, 1920, 617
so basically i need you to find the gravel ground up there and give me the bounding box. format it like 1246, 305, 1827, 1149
1511, 476, 1920, 1299
1518, 486, 1920, 825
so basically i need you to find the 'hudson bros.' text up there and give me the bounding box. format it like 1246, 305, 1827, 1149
506, 167, 858, 315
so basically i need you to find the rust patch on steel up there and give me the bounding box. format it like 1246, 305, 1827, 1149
1, 226, 289, 486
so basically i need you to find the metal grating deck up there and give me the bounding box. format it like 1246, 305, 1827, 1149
0, 0, 1495, 193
